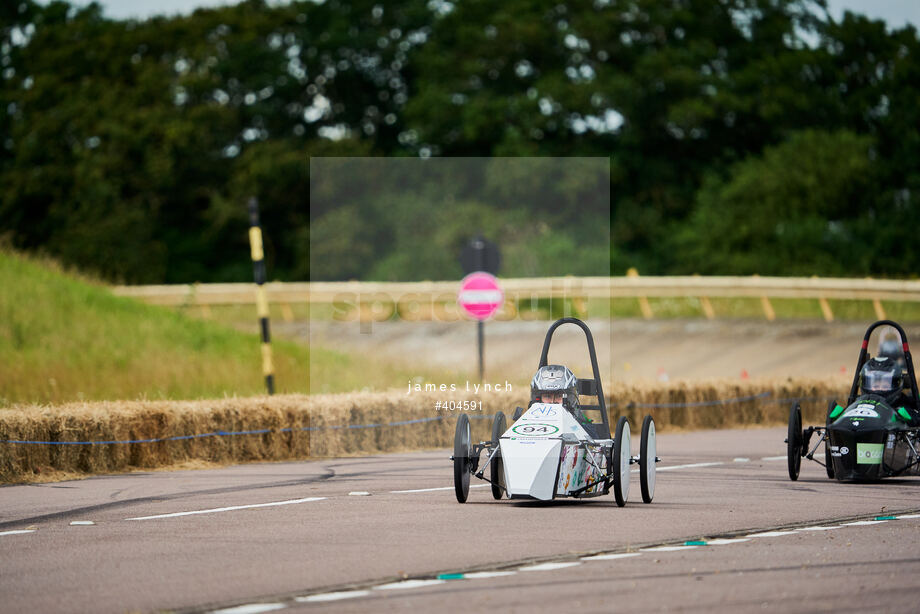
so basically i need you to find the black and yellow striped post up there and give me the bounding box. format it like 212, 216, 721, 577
248, 197, 275, 395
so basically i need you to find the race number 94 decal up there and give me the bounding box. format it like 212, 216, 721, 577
511, 423, 560, 436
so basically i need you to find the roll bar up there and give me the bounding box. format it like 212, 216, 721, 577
847, 320, 919, 407
538, 317, 609, 438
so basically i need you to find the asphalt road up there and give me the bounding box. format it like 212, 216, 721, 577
1, 427, 919, 613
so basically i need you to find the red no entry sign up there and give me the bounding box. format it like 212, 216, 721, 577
458, 272, 504, 321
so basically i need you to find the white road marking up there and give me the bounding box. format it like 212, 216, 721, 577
841, 520, 887, 526
518, 562, 581, 571
581, 552, 642, 561
748, 530, 798, 538
896, 514, 920, 519
640, 545, 698, 552
0, 530, 36, 537
297, 590, 370, 602
761, 455, 786, 461
374, 579, 446, 590
797, 526, 841, 531
463, 571, 518, 579
706, 538, 751, 545
390, 485, 489, 494
657, 462, 723, 472
70, 521, 95, 526
733, 458, 750, 462
348, 491, 371, 496
211, 604, 285, 614
126, 497, 326, 520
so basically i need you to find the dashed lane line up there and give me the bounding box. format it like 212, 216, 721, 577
231, 511, 920, 612
0, 529, 36, 537
390, 484, 490, 494
126, 497, 327, 521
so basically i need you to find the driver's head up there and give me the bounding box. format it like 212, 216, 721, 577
860, 356, 903, 398
878, 335, 906, 369
531, 364, 578, 409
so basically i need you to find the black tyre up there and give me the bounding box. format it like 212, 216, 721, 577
453, 414, 471, 503
612, 416, 631, 507
787, 403, 802, 481
490, 412, 507, 500
639, 414, 656, 503
824, 401, 836, 479
512, 406, 525, 421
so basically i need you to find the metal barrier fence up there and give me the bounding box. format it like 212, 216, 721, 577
111, 274, 920, 323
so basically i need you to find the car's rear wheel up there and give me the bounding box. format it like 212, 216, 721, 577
453, 414, 471, 503
612, 416, 631, 507
639, 414, 656, 503
512, 406, 525, 421
787, 403, 802, 481
490, 412, 507, 500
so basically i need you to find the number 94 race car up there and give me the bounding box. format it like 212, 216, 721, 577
787, 320, 920, 481
451, 317, 658, 506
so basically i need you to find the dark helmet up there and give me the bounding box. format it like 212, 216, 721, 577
878, 336, 907, 370
860, 356, 903, 397
531, 364, 578, 410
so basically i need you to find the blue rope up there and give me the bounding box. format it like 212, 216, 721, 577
612, 391, 773, 409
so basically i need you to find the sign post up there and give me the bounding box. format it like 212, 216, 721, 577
248, 197, 274, 395
458, 271, 503, 381
459, 236, 502, 381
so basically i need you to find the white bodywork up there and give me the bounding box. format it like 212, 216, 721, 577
500, 403, 610, 501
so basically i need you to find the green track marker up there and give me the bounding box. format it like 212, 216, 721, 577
875, 516, 896, 520
437, 573, 465, 580
684, 540, 707, 546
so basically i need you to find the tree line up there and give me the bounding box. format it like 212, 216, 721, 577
1, 0, 918, 282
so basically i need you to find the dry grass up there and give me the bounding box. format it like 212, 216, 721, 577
0, 377, 849, 483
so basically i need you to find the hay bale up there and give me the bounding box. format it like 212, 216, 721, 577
0, 377, 849, 483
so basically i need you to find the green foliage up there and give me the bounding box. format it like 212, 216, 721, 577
676, 129, 878, 275
1, 0, 919, 281
308, 158, 609, 280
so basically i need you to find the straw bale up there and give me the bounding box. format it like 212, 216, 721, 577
0, 377, 849, 483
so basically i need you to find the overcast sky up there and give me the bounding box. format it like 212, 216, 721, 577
57, 0, 920, 28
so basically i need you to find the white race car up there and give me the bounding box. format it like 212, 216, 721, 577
452, 317, 658, 505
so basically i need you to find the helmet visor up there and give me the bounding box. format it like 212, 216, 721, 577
862, 369, 896, 393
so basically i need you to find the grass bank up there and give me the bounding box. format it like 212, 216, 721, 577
0, 250, 458, 403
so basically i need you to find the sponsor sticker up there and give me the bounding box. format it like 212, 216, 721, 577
856, 443, 883, 465
526, 406, 558, 419
843, 406, 880, 419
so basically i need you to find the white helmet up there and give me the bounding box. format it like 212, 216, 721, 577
531, 364, 578, 410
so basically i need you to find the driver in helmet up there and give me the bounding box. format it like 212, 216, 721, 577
860, 356, 919, 424
878, 334, 907, 371
530, 364, 592, 427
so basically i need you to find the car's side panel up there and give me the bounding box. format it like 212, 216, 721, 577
556, 443, 606, 496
